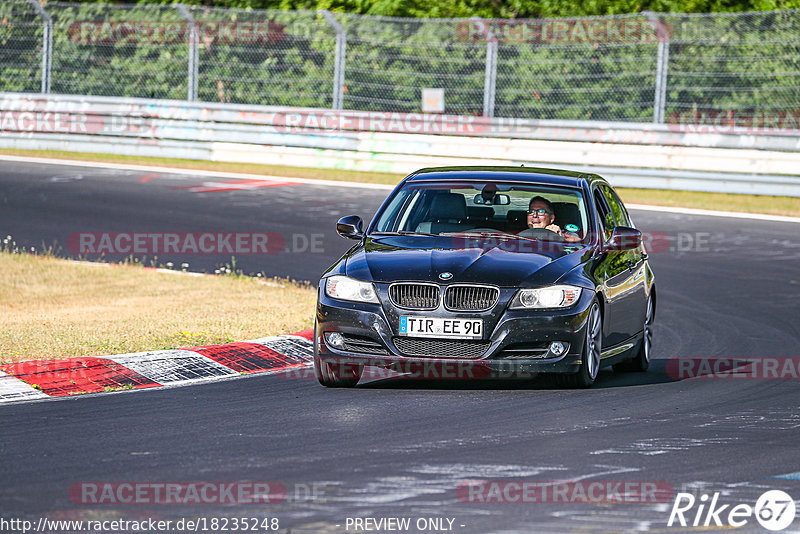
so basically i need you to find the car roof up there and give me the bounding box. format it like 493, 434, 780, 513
405, 166, 604, 189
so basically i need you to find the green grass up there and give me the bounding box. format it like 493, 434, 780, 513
2, 148, 798, 217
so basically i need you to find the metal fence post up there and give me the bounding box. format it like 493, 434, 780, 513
471, 17, 497, 118
644, 12, 669, 124
176, 4, 199, 102
25, 0, 52, 94
319, 10, 345, 110
484, 40, 498, 118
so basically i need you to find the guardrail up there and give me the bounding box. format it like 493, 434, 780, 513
1, 93, 799, 196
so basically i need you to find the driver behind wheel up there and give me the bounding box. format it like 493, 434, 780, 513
527, 196, 581, 242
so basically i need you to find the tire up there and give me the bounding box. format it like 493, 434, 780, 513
558, 301, 601, 388
613, 292, 653, 373
314, 356, 363, 388
313, 321, 363, 387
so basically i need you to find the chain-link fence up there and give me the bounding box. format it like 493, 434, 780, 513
47, 2, 187, 99
664, 10, 800, 123
336, 14, 487, 115
1, 2, 799, 123
0, 0, 48, 93
187, 6, 335, 106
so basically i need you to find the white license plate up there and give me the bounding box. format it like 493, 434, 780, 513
399, 316, 483, 339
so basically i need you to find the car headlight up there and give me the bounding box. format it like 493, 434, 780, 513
510, 285, 582, 309
325, 275, 379, 304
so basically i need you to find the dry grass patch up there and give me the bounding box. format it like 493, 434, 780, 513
0, 252, 317, 363
0, 148, 404, 186
618, 188, 800, 218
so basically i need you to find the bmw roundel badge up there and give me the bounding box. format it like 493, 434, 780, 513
439, 272, 453, 280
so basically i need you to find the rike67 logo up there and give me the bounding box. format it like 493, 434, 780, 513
668, 490, 796, 531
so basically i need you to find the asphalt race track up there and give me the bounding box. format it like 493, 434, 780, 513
0, 160, 387, 281
1, 160, 800, 533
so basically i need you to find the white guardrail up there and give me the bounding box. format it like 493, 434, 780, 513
2, 93, 800, 196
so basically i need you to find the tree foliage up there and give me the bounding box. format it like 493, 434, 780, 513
2, 0, 798, 122
128, 0, 800, 17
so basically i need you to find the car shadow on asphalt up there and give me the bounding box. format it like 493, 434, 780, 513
357, 359, 677, 390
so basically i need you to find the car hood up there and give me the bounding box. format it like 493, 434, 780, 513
344, 235, 592, 287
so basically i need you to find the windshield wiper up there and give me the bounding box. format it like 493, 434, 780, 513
439, 230, 538, 242
372, 231, 438, 237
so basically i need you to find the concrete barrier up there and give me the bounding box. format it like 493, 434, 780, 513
2, 92, 799, 196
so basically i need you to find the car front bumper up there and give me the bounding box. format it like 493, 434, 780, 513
315, 287, 595, 378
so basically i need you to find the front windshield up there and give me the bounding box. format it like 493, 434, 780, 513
372, 181, 589, 242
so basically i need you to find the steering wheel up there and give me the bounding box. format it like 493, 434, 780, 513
517, 227, 565, 242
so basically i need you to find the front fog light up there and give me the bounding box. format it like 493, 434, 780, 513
549, 342, 567, 356
325, 332, 345, 349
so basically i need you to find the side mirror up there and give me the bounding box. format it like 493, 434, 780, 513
605, 226, 642, 251
336, 215, 364, 240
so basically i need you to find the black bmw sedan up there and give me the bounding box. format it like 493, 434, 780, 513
314, 166, 655, 388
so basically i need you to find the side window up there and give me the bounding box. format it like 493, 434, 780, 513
593, 186, 615, 240
602, 185, 631, 227
374, 190, 411, 232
